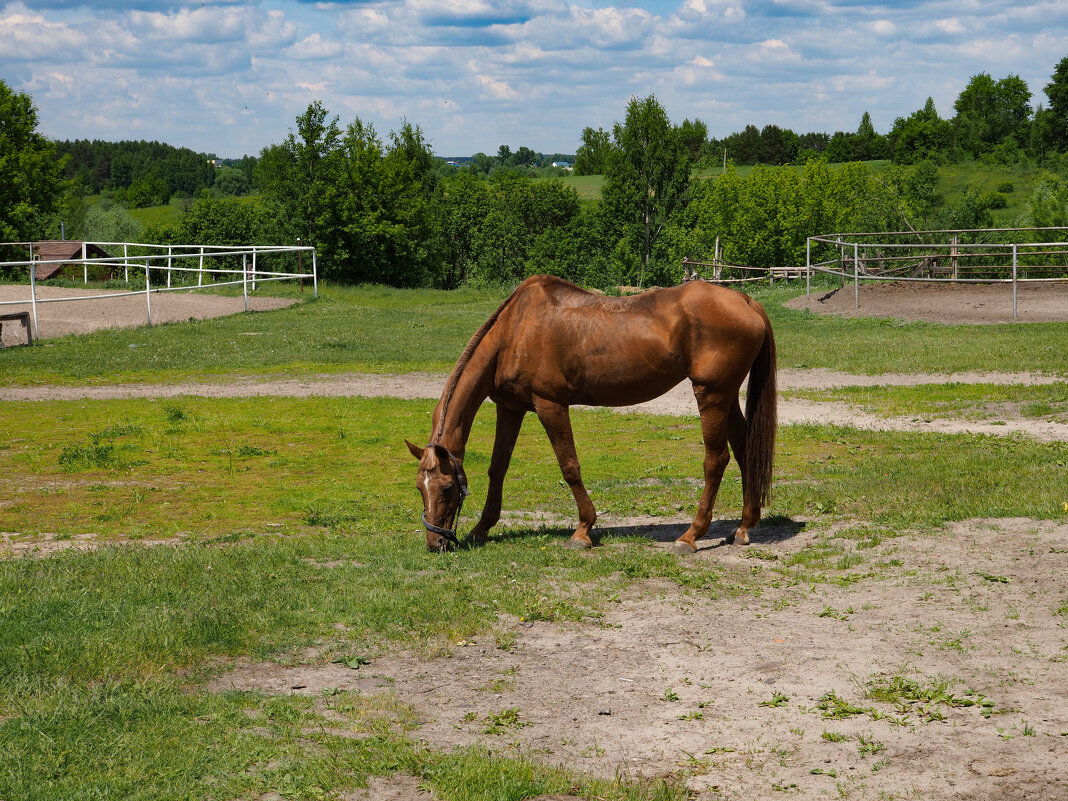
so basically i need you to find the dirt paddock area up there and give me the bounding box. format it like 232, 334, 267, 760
0, 284, 296, 344
784, 280, 1068, 324
212, 517, 1068, 801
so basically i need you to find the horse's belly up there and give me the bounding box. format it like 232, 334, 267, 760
570, 372, 684, 407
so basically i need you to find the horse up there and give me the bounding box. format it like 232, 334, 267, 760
406, 275, 777, 554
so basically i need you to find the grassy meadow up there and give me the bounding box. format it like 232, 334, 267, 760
2, 281, 1066, 385
1, 280, 1067, 799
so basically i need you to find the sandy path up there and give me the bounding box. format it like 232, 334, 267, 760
0, 284, 296, 343
1, 369, 1064, 442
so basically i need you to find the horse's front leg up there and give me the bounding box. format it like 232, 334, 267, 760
469, 404, 525, 544
534, 400, 596, 549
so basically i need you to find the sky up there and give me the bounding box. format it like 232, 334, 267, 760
2, 0, 1066, 159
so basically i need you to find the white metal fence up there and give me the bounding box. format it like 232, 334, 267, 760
805, 227, 1068, 320
0, 241, 317, 341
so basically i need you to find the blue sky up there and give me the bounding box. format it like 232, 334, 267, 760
2, 0, 1066, 157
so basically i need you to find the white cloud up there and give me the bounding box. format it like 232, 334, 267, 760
6, 0, 1066, 157
934, 17, 966, 35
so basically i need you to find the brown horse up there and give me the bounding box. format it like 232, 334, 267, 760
406, 275, 777, 554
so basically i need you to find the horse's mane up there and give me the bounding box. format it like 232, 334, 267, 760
432, 283, 525, 443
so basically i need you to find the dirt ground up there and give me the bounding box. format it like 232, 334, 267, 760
0, 284, 296, 344
2, 369, 1064, 443
785, 281, 1068, 324
210, 517, 1068, 801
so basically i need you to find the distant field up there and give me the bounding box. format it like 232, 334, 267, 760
123, 194, 260, 230
552, 159, 1044, 225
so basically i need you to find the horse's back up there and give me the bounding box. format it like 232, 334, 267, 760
490, 276, 769, 407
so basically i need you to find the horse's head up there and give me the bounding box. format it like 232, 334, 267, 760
405, 440, 469, 552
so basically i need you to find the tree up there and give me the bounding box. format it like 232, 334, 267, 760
853, 111, 886, 161
887, 98, 954, 164
722, 124, 761, 164
953, 73, 1031, 157
213, 166, 250, 196
599, 94, 691, 285
0, 81, 70, 250
574, 127, 613, 175
757, 124, 798, 165
677, 118, 710, 166
255, 101, 343, 247
1044, 55, 1068, 151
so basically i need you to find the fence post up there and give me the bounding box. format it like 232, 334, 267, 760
1012, 243, 1018, 320
312, 248, 318, 299
29, 258, 39, 342
806, 238, 811, 298
198, 246, 205, 287
145, 262, 152, 326
837, 236, 844, 288
82, 241, 88, 284
167, 245, 173, 288
123, 243, 129, 283
251, 248, 257, 292
854, 242, 859, 309
242, 253, 248, 312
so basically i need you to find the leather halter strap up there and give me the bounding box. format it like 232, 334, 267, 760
421, 444, 469, 546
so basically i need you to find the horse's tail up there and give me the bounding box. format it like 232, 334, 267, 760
744, 307, 777, 510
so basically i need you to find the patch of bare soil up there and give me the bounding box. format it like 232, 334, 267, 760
785, 281, 1068, 325
211, 518, 1068, 801
0, 530, 180, 558
0, 284, 296, 343
3, 369, 1063, 441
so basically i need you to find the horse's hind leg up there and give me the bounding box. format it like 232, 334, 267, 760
673, 387, 731, 555
726, 399, 758, 545
534, 400, 596, 549
469, 405, 525, 544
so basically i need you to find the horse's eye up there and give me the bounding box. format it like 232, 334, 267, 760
441, 483, 454, 494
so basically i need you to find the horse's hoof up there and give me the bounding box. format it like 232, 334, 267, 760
671, 541, 697, 555
726, 529, 749, 546
563, 537, 592, 550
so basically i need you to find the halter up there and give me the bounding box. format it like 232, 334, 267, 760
421, 444, 470, 547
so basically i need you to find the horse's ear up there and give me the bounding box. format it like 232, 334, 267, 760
431, 443, 452, 467
405, 440, 424, 460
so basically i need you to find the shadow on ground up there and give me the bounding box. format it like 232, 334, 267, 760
482, 515, 805, 551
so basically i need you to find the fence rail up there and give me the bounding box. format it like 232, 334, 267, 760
805, 227, 1068, 320
0, 241, 317, 341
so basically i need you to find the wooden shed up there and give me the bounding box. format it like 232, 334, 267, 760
33, 241, 112, 281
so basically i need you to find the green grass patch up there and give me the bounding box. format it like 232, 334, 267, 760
2, 282, 1066, 387
786, 382, 1068, 423
2, 397, 1065, 543
0, 283, 507, 385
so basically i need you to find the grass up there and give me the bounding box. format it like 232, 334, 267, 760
2, 396, 1066, 543
2, 281, 1066, 386
2, 392, 1065, 794
2, 269, 1066, 797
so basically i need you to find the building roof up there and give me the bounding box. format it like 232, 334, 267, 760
33, 241, 112, 280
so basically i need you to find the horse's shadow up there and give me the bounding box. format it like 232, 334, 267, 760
476, 515, 805, 552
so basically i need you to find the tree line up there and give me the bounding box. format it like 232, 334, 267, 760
580, 60, 1068, 171
4, 54, 1068, 286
